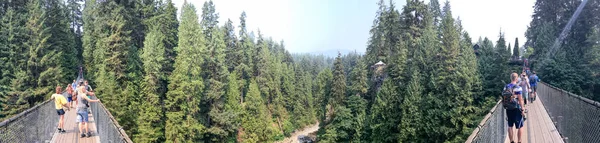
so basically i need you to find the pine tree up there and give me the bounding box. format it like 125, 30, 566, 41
90, 1, 141, 134
508, 43, 512, 57
46, 0, 78, 82
161, 0, 179, 76
368, 78, 400, 142
224, 19, 240, 72
428, 2, 479, 141
315, 68, 333, 121
26, 0, 61, 103
135, 27, 166, 143
282, 64, 300, 134
429, 0, 442, 26
345, 95, 367, 142
67, 0, 83, 63
224, 71, 244, 141
330, 53, 346, 109
365, 0, 387, 68
201, 0, 219, 39
318, 105, 353, 143
203, 26, 232, 141
478, 37, 501, 102
349, 58, 368, 96
164, 2, 206, 142
514, 37, 520, 58
238, 12, 255, 77
241, 79, 276, 142
496, 31, 510, 62
82, 0, 98, 79
0, 6, 7, 117
253, 33, 272, 98
1, 4, 30, 119
397, 70, 422, 142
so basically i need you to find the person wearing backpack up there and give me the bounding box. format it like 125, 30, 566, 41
502, 73, 526, 143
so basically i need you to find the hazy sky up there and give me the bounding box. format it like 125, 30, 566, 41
172, 0, 536, 54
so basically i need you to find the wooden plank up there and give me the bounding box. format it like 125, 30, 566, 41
536, 97, 563, 143
525, 96, 564, 143
504, 95, 566, 143
50, 107, 99, 143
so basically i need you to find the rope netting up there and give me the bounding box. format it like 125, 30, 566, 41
539, 82, 600, 143
466, 100, 507, 143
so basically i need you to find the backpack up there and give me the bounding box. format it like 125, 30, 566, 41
502, 84, 520, 110
529, 75, 538, 85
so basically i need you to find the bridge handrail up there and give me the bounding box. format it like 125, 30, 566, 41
465, 100, 504, 143
538, 82, 600, 143
0, 94, 133, 143
94, 98, 133, 143
541, 82, 600, 108
0, 99, 52, 127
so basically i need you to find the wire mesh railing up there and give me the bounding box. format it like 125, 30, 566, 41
466, 100, 507, 143
538, 82, 600, 143
0, 96, 132, 143
0, 99, 57, 143
90, 96, 133, 143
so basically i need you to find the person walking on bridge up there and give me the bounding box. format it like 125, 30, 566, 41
72, 80, 79, 107
76, 81, 100, 138
504, 73, 526, 143
51, 85, 70, 133
529, 71, 540, 101
520, 72, 531, 106
66, 84, 74, 108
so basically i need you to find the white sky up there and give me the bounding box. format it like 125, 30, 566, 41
172, 0, 536, 54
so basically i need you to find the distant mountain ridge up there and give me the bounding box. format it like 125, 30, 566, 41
299, 49, 364, 57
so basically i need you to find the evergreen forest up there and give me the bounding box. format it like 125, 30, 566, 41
0, 0, 598, 142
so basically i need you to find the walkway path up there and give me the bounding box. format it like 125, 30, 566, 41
276, 122, 320, 143
50, 108, 100, 143
505, 96, 564, 143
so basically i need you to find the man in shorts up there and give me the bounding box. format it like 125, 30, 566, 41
51, 85, 70, 133
76, 81, 100, 138
505, 73, 526, 143
529, 71, 540, 101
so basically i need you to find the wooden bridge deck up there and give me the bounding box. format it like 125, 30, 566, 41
50, 107, 100, 143
505, 96, 564, 143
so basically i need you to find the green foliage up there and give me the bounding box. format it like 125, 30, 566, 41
164, 2, 206, 142
525, 46, 534, 58
26, 0, 59, 102
318, 105, 353, 142
368, 78, 400, 142
349, 58, 368, 96
203, 17, 232, 141
224, 71, 243, 128
315, 68, 333, 121
330, 53, 346, 108
46, 0, 78, 82
524, 0, 600, 100
514, 38, 520, 58
135, 27, 166, 143
241, 80, 276, 142
397, 70, 422, 142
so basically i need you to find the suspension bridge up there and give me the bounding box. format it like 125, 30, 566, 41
1, 74, 598, 143
2, 63, 600, 143
467, 82, 600, 143
0, 69, 132, 143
